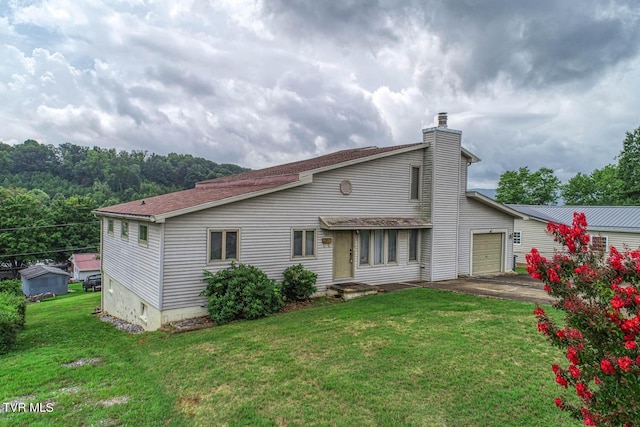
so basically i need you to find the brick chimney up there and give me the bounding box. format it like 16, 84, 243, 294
438, 112, 448, 128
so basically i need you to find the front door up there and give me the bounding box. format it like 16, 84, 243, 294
333, 231, 354, 280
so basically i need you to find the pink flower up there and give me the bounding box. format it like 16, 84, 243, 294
533, 307, 546, 317
567, 346, 580, 364
601, 359, 616, 375
617, 356, 633, 372
568, 364, 581, 379
555, 375, 568, 387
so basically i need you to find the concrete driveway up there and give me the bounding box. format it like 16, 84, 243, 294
421, 273, 554, 305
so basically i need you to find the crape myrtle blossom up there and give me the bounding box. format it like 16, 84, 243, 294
527, 212, 640, 427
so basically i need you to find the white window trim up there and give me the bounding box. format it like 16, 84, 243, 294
107, 219, 114, 235
121, 221, 129, 240
513, 230, 522, 246
291, 229, 317, 259
207, 229, 240, 263
409, 165, 422, 201
138, 223, 149, 246
407, 229, 420, 264
358, 229, 399, 267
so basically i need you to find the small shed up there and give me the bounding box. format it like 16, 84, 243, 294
20, 265, 70, 296
69, 253, 100, 281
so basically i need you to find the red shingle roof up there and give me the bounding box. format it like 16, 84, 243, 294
94, 143, 424, 219
70, 253, 100, 272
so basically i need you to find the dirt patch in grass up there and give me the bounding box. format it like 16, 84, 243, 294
62, 357, 101, 368
100, 396, 129, 407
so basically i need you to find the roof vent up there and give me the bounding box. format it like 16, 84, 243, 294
438, 112, 448, 128
141, 200, 145, 205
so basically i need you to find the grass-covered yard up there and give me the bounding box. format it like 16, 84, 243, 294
1, 284, 579, 426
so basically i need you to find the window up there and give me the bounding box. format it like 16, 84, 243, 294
513, 231, 522, 245
373, 230, 384, 264
140, 302, 147, 322
591, 235, 608, 252
292, 229, 315, 258
387, 230, 398, 263
410, 166, 421, 200
208, 229, 239, 262
360, 230, 399, 266
107, 219, 114, 235
408, 229, 419, 262
121, 221, 129, 238
138, 224, 148, 245
359, 230, 371, 265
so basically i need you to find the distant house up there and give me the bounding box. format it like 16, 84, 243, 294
508, 205, 640, 263
69, 253, 100, 281
20, 265, 70, 296
94, 115, 526, 331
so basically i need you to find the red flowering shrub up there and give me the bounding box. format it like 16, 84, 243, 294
527, 212, 640, 427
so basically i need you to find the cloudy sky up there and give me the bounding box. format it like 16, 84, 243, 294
1, 1, 639, 189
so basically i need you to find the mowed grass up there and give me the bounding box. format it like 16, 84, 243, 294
1, 286, 579, 427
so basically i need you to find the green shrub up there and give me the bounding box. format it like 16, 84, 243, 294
201, 262, 284, 325
0, 292, 26, 354
281, 264, 318, 301
0, 279, 23, 296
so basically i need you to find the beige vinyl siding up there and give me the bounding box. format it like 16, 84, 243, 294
102, 219, 162, 308
162, 150, 426, 310
424, 128, 461, 280
458, 160, 514, 276
514, 218, 640, 262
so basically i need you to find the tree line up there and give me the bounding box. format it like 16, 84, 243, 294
0, 140, 247, 204
0, 140, 247, 278
496, 124, 640, 205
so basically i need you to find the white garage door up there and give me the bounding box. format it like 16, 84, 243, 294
472, 233, 503, 275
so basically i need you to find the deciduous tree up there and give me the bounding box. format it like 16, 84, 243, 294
496, 166, 560, 205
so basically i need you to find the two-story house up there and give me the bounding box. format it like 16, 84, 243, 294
94, 114, 525, 330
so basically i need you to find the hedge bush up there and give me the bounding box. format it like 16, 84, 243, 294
201, 262, 284, 325
0, 279, 22, 296
281, 264, 318, 301
0, 292, 26, 354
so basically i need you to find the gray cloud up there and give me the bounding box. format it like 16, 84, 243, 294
1, 0, 639, 191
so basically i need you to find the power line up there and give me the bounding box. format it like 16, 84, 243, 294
0, 221, 100, 232
0, 245, 99, 258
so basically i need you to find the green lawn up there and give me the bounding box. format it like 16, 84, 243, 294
1, 287, 579, 427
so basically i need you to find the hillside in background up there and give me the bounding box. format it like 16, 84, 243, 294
0, 140, 248, 205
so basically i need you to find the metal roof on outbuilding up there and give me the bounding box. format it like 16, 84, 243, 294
20, 265, 71, 280
508, 205, 640, 233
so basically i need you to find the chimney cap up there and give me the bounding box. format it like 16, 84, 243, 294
437, 112, 448, 128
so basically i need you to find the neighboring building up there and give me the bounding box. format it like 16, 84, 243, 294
20, 265, 70, 296
94, 114, 526, 331
69, 253, 100, 281
508, 205, 640, 264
